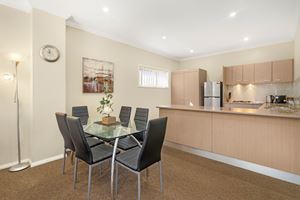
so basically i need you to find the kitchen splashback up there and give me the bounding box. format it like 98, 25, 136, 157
225, 81, 300, 102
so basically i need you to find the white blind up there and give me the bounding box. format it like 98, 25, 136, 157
138, 66, 169, 88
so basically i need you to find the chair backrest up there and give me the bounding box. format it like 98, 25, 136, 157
137, 117, 168, 171
119, 106, 132, 126
134, 108, 149, 129
55, 112, 75, 151
67, 116, 93, 164
72, 106, 89, 125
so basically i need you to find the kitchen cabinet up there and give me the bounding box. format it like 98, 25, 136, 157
159, 107, 300, 175
223, 67, 235, 85
233, 65, 243, 83
272, 59, 294, 83
171, 72, 185, 105
242, 64, 254, 84
171, 69, 207, 106
254, 62, 272, 84
223, 59, 294, 85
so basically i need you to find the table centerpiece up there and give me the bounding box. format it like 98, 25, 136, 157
97, 84, 116, 125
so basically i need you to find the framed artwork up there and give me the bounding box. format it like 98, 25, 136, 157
82, 57, 114, 93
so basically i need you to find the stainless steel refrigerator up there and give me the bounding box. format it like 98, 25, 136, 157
204, 81, 223, 107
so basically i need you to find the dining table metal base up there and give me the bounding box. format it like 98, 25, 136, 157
111, 137, 119, 200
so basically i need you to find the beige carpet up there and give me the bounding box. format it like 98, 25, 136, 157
1, 146, 300, 200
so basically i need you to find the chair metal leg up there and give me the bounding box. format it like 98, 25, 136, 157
73, 157, 78, 189
88, 165, 92, 200
137, 172, 141, 200
62, 148, 66, 174
159, 161, 163, 192
115, 163, 118, 195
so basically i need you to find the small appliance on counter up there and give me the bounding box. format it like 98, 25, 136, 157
204, 81, 223, 107
274, 95, 287, 104
266, 95, 287, 104
266, 95, 275, 103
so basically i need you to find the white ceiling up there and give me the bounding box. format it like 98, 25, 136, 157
1, 0, 300, 60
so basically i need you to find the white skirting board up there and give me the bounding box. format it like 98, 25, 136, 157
164, 141, 300, 185
31, 154, 64, 167
0, 154, 64, 170
0, 159, 31, 170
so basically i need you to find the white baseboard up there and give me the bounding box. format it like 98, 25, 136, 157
164, 141, 300, 185
31, 154, 64, 167
0, 158, 31, 170
0, 154, 64, 170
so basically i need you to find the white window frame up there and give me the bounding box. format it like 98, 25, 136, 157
138, 65, 170, 89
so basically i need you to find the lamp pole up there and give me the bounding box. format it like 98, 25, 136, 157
9, 61, 30, 172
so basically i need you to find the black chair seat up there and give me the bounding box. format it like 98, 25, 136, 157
86, 137, 103, 147
116, 147, 140, 171
111, 136, 139, 151
91, 144, 120, 164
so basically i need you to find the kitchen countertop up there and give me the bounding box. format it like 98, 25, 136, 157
157, 104, 300, 119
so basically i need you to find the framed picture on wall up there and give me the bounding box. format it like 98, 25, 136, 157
82, 57, 114, 93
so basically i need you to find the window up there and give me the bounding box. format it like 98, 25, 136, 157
138, 66, 169, 88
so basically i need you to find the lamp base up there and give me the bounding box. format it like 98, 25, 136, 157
9, 162, 30, 172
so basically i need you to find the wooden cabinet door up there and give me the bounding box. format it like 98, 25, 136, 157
272, 59, 294, 83
254, 62, 272, 83
223, 67, 234, 85
184, 70, 199, 106
233, 65, 243, 84
242, 64, 254, 84
171, 72, 185, 105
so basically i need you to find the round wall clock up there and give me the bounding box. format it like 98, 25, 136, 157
40, 45, 60, 62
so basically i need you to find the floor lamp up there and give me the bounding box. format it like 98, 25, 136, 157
4, 60, 31, 172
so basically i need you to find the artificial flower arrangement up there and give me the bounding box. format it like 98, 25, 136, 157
97, 84, 116, 124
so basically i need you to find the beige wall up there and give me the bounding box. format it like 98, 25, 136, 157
295, 19, 300, 81
0, 5, 31, 166
179, 42, 294, 81
66, 26, 178, 120
30, 9, 66, 162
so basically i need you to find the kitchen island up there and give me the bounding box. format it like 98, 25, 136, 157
158, 104, 300, 177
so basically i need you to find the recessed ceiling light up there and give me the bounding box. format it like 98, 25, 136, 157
190, 49, 194, 53
102, 7, 109, 13
243, 37, 249, 41
229, 12, 237, 17
162, 36, 167, 40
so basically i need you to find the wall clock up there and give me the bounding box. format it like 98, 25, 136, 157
40, 45, 60, 62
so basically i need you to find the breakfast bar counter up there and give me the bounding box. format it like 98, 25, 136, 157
158, 105, 300, 175
157, 104, 300, 119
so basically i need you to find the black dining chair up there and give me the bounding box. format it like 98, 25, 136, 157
67, 116, 120, 200
133, 108, 149, 141
114, 117, 168, 200
72, 106, 89, 125
119, 106, 132, 126
55, 113, 103, 175
115, 108, 149, 151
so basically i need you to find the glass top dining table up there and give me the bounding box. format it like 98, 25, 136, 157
83, 117, 146, 199
84, 119, 145, 140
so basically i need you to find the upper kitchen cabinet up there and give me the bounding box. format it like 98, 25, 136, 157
254, 62, 272, 84
232, 65, 243, 83
171, 69, 207, 106
223, 67, 235, 85
171, 71, 185, 105
272, 59, 294, 83
242, 64, 254, 84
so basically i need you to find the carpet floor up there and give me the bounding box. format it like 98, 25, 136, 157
1, 146, 300, 200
